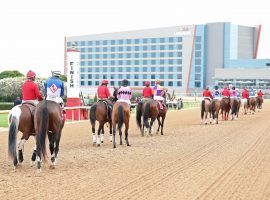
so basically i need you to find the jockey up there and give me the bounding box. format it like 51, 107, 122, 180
45, 71, 64, 108
97, 79, 114, 115
22, 70, 43, 105
142, 81, 153, 100
202, 86, 213, 101
257, 90, 263, 97
249, 88, 255, 97
230, 86, 237, 99
212, 85, 221, 100
152, 80, 164, 102
221, 86, 230, 98
117, 79, 132, 106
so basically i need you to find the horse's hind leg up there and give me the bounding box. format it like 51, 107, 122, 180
112, 123, 117, 148
18, 134, 28, 164
161, 116, 165, 135
92, 122, 97, 146
96, 123, 103, 147
109, 121, 113, 142
119, 127, 123, 145
156, 117, 161, 135
125, 123, 130, 146
149, 118, 155, 136
53, 131, 62, 165
48, 133, 57, 164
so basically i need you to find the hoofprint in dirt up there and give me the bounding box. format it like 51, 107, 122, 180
0, 103, 270, 199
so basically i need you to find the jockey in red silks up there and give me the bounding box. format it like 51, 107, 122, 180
242, 88, 249, 99
97, 79, 114, 114
142, 81, 153, 100
22, 70, 43, 105
257, 90, 263, 97
221, 86, 230, 98
202, 86, 213, 101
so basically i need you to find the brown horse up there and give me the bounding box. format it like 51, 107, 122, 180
34, 100, 64, 170
8, 103, 37, 168
248, 97, 256, 114
156, 102, 167, 135
201, 98, 212, 124
111, 102, 131, 148
256, 96, 263, 111
220, 97, 231, 120
89, 100, 113, 146
136, 99, 159, 136
211, 99, 221, 124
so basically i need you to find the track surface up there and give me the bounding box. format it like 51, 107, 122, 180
0, 103, 270, 199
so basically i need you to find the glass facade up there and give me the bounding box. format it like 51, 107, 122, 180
68, 36, 184, 87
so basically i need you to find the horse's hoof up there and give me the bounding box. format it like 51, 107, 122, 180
101, 141, 104, 143
113, 145, 116, 148
49, 165, 55, 170
97, 144, 100, 147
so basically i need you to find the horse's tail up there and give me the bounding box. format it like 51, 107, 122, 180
36, 102, 49, 160
231, 99, 238, 115
143, 102, 151, 128
118, 105, 124, 130
211, 100, 216, 119
8, 106, 21, 165
90, 104, 97, 125
136, 101, 143, 129
201, 100, 205, 119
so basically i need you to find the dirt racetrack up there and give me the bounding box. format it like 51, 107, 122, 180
1, 102, 270, 200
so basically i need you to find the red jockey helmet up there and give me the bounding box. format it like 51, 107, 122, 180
26, 70, 36, 79
145, 81, 150, 86
102, 80, 109, 85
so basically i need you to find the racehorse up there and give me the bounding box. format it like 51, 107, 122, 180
248, 97, 256, 114
211, 99, 221, 124
136, 99, 159, 136
220, 98, 231, 120
242, 98, 249, 115
230, 98, 239, 120
34, 100, 64, 170
8, 103, 37, 168
256, 96, 263, 111
236, 99, 241, 118
111, 87, 130, 148
89, 100, 113, 146
201, 98, 212, 124
156, 90, 167, 134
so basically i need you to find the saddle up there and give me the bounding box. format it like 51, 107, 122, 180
99, 100, 112, 120
22, 102, 36, 120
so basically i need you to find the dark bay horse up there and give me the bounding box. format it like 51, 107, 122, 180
136, 99, 159, 136
256, 96, 263, 111
8, 103, 37, 168
211, 99, 221, 124
90, 100, 113, 146
220, 97, 231, 120
230, 98, 239, 120
201, 98, 212, 124
156, 90, 167, 134
34, 100, 64, 170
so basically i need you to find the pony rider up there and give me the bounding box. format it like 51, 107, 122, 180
142, 81, 153, 101
221, 86, 230, 98
203, 86, 213, 101
117, 79, 132, 107
22, 70, 43, 106
97, 79, 114, 117
152, 80, 165, 109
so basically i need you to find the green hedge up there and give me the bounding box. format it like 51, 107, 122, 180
0, 102, 13, 110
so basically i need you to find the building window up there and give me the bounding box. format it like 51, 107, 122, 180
143, 53, 147, 57
177, 37, 182, 42
119, 74, 123, 79
95, 68, 99, 72
195, 67, 201, 73
151, 45, 156, 50
195, 51, 201, 57
135, 39, 139, 44
111, 81, 115, 85
169, 52, 174, 57
177, 81, 182, 86
126, 60, 131, 65
134, 67, 139, 72
127, 67, 131, 72
88, 67, 92, 72
127, 39, 131, 44
151, 74, 155, 79
95, 61, 100, 65
195, 81, 201, 88
95, 41, 100, 45
151, 67, 156, 72
143, 74, 147, 79
177, 74, 182, 79
160, 38, 165, 43
160, 60, 165, 64
195, 44, 201, 50
151, 60, 156, 65
135, 53, 139, 58
143, 46, 147, 51
177, 59, 182, 65
168, 74, 173, 79
95, 74, 99, 79
160, 52, 165, 57
168, 81, 173, 86
95, 81, 99, 86
88, 81, 92, 86
103, 61, 107, 65
110, 74, 114, 79
134, 81, 139, 86
169, 67, 173, 72
111, 40, 115, 45
195, 59, 201, 65
177, 44, 182, 50
177, 67, 182, 72
119, 60, 123, 65
160, 67, 164, 72
169, 37, 174, 43
169, 59, 174, 65
88, 41, 92, 46
95, 54, 100, 59
134, 74, 139, 79
160, 74, 164, 79
103, 74, 107, 79
80, 74, 85, 79
111, 67, 115, 72
81, 81, 85, 86
119, 67, 123, 72
111, 54, 115, 59
127, 53, 131, 58
169, 45, 174, 50
119, 46, 123, 51
195, 74, 201, 80
143, 67, 147, 72
88, 74, 92, 79
143, 60, 147, 65
119, 40, 123, 45
126, 74, 131, 79
196, 36, 201, 42
160, 45, 165, 50
135, 60, 139, 65
103, 67, 107, 72
177, 52, 182, 57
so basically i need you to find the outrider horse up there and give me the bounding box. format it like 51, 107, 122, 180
220, 97, 231, 120
8, 103, 37, 168
201, 98, 212, 124
89, 99, 113, 146
34, 100, 64, 170
136, 99, 159, 136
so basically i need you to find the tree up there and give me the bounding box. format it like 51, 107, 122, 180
0, 70, 24, 79
59, 74, 67, 82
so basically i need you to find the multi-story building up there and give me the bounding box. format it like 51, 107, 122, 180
65, 22, 270, 96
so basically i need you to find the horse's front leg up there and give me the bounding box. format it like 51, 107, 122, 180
125, 123, 130, 146
119, 127, 123, 145
112, 123, 117, 148
149, 118, 155, 136
109, 121, 113, 142
92, 122, 96, 146
96, 123, 103, 147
